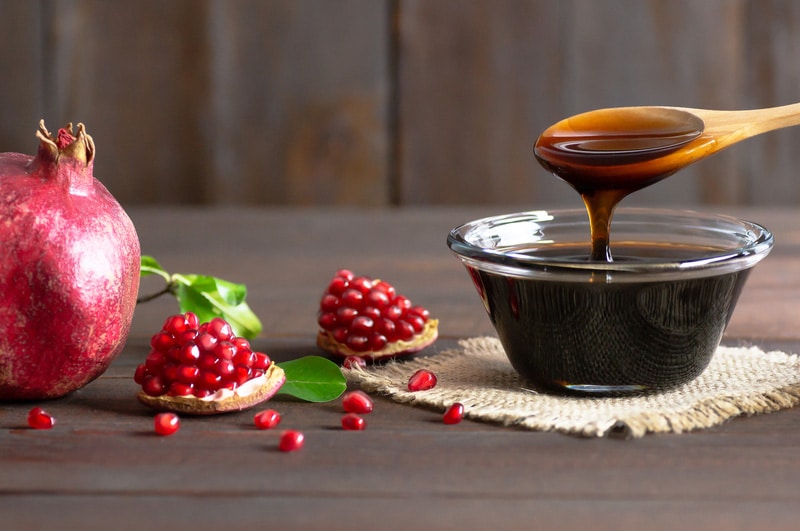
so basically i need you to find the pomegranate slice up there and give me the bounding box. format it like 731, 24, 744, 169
135, 313, 286, 415
316, 269, 438, 360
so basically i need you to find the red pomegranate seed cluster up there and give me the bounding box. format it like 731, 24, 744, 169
134, 312, 272, 399
317, 269, 431, 353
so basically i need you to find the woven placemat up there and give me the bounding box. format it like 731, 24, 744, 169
343, 336, 800, 438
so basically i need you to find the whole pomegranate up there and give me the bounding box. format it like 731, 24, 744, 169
0, 120, 140, 399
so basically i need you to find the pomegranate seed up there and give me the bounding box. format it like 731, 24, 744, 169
163, 314, 189, 335
361, 306, 381, 321
373, 280, 396, 299
336, 307, 358, 327
279, 430, 304, 452
252, 352, 271, 370
320, 294, 340, 312
253, 409, 281, 429
346, 335, 370, 352
335, 268, 355, 281
342, 356, 367, 369
168, 381, 194, 396
365, 290, 390, 308
177, 342, 200, 364
408, 369, 437, 391
142, 375, 167, 396
208, 317, 233, 341
341, 413, 366, 431
368, 333, 387, 351
233, 337, 251, 351
145, 350, 167, 372
176, 364, 199, 384
350, 315, 374, 335
395, 320, 416, 341
384, 305, 403, 320
216, 359, 235, 377
328, 276, 349, 296
318, 312, 337, 330
154, 412, 180, 436
151, 331, 175, 352
350, 276, 374, 293
133, 364, 147, 384
185, 312, 200, 329
407, 306, 430, 321
196, 332, 218, 352
342, 390, 374, 414
27, 407, 55, 429
443, 403, 465, 425
341, 288, 364, 308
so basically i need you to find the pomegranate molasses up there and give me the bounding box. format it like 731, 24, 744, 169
534, 107, 713, 260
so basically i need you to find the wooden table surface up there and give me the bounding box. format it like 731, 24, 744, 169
3, 205, 800, 530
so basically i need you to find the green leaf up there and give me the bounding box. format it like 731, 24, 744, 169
277, 356, 347, 402
172, 273, 262, 340
140, 255, 171, 282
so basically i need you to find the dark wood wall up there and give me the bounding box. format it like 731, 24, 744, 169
2, 0, 800, 208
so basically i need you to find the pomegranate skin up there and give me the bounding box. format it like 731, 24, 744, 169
0, 121, 140, 399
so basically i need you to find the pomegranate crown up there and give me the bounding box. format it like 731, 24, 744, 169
35, 119, 95, 166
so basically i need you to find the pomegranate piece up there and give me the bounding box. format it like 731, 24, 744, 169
408, 369, 437, 392
443, 403, 465, 425
341, 413, 366, 431
154, 412, 180, 436
254, 409, 281, 430
27, 407, 55, 429
316, 269, 438, 361
279, 430, 305, 452
135, 313, 286, 415
0, 121, 140, 399
342, 356, 367, 370
342, 390, 374, 414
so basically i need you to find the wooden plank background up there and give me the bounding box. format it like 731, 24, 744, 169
1, 0, 799, 207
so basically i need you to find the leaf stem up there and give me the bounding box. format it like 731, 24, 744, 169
136, 284, 175, 304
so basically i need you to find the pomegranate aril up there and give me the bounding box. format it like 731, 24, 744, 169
340, 288, 364, 308
342, 356, 367, 369
350, 315, 374, 335
346, 335, 370, 352
168, 381, 194, 396
408, 369, 437, 391
233, 350, 256, 367
406, 315, 426, 333
341, 413, 366, 431
279, 430, 305, 452
145, 350, 167, 372
373, 280, 396, 299
335, 268, 355, 281
216, 359, 236, 377
407, 306, 430, 321
234, 366, 252, 385
197, 352, 219, 371
196, 332, 218, 352
318, 312, 337, 330
333, 327, 349, 344
177, 342, 201, 364
365, 290, 390, 308
154, 412, 180, 436
376, 318, 396, 339
443, 403, 465, 425
215, 341, 236, 361
151, 331, 175, 352
252, 352, 271, 370
142, 375, 167, 396
350, 276, 373, 293
336, 307, 358, 326
342, 390, 374, 414
368, 333, 387, 351
395, 320, 416, 341
254, 409, 281, 429
193, 388, 213, 398
163, 314, 190, 335
176, 329, 197, 344
162, 363, 179, 383
327, 276, 349, 296
176, 364, 199, 384
207, 317, 233, 341
384, 305, 403, 321
320, 294, 340, 312
27, 407, 55, 429
133, 364, 147, 385
198, 370, 222, 389
184, 312, 200, 329
361, 306, 381, 321
394, 295, 412, 311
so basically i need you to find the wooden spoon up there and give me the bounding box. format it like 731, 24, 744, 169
534, 102, 800, 187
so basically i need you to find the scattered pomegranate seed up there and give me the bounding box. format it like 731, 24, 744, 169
407, 369, 437, 391
342, 390, 374, 414
342, 356, 367, 370
443, 403, 465, 425
254, 409, 281, 430
154, 412, 180, 436
279, 430, 305, 452
341, 413, 366, 431
27, 407, 55, 429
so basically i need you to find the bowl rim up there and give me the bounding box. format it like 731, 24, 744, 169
446, 207, 774, 282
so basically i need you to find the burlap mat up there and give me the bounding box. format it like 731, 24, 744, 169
343, 336, 800, 438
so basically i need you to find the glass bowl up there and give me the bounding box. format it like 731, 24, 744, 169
447, 208, 774, 395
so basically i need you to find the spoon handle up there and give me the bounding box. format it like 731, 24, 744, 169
679, 102, 800, 147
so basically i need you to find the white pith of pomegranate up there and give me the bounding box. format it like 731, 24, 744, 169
0, 121, 140, 399
316, 269, 438, 361
135, 313, 286, 415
